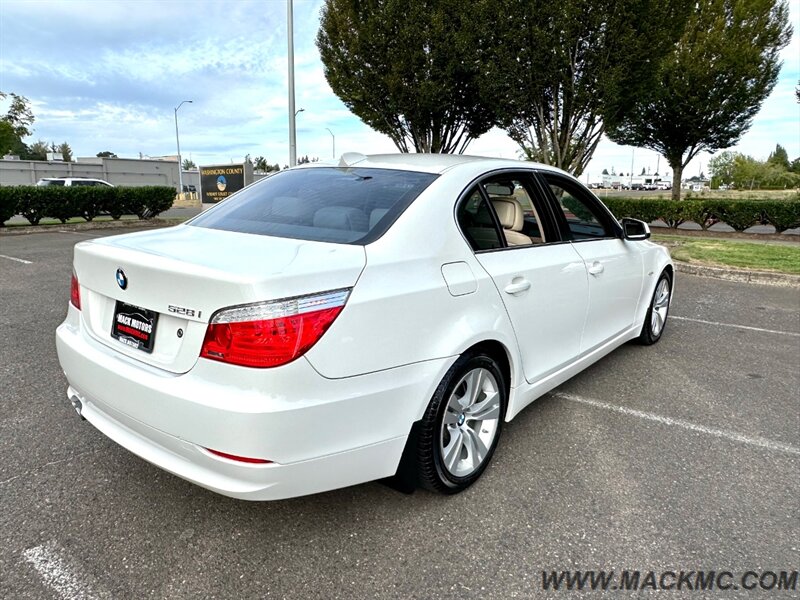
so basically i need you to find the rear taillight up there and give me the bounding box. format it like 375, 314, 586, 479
200, 288, 350, 368
70, 272, 81, 310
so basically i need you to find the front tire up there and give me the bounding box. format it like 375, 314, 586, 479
638, 271, 672, 345
416, 352, 506, 494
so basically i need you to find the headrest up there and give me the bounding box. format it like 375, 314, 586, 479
491, 198, 524, 231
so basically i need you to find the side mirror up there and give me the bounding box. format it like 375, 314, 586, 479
621, 217, 651, 241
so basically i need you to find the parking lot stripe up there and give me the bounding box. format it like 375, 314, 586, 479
671, 315, 800, 337
0, 253, 32, 264
23, 542, 100, 600
555, 392, 800, 456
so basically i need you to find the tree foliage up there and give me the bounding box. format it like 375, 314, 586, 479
57, 142, 73, 162
253, 156, 280, 172
709, 149, 800, 189
0, 91, 34, 139
767, 143, 790, 170
96, 151, 118, 158
607, 0, 792, 199
182, 158, 197, 170
28, 140, 49, 161
317, 0, 500, 153
492, 0, 692, 176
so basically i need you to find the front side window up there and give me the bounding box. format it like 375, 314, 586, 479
480, 176, 546, 245
189, 167, 438, 245
543, 175, 613, 240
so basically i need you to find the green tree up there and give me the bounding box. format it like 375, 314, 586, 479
317, 0, 500, 153
57, 142, 73, 162
28, 140, 49, 161
96, 151, 118, 158
493, 0, 692, 176
0, 121, 19, 156
0, 91, 34, 139
767, 143, 790, 170
607, 0, 792, 199
708, 150, 737, 186
182, 158, 196, 170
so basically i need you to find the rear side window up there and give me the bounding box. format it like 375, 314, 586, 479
189, 167, 437, 244
37, 179, 65, 186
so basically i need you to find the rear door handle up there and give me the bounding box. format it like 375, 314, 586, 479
504, 279, 531, 295
588, 261, 604, 276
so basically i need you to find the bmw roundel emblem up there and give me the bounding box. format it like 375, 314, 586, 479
116, 268, 128, 290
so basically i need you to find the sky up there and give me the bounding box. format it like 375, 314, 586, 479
1, 0, 798, 183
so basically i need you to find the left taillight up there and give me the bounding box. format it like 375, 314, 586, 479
200, 288, 351, 368
70, 272, 81, 310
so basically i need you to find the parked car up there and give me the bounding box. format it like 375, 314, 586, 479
37, 177, 114, 187
56, 154, 673, 500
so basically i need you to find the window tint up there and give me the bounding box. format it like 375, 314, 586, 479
457, 188, 503, 251
189, 167, 437, 244
71, 180, 93, 186
546, 177, 611, 240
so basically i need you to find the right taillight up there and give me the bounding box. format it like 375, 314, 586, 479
70, 272, 81, 310
200, 288, 350, 368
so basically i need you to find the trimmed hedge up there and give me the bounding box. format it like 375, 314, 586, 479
603, 197, 800, 234
0, 186, 175, 226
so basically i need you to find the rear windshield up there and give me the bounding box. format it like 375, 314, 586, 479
188, 167, 438, 244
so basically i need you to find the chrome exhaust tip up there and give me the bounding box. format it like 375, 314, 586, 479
69, 395, 86, 420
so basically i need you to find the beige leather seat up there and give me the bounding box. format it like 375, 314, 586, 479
490, 198, 532, 246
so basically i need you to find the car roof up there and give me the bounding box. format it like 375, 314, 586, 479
300, 152, 567, 176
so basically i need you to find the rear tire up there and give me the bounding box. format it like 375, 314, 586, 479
638, 271, 672, 345
416, 352, 506, 494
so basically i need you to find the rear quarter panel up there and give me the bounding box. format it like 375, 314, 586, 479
304, 173, 523, 386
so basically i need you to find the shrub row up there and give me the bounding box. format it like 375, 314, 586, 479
602, 197, 800, 233
0, 186, 175, 226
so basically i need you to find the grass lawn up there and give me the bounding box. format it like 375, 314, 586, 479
653, 234, 800, 275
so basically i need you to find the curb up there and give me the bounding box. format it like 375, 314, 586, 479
673, 261, 800, 287
0, 219, 180, 236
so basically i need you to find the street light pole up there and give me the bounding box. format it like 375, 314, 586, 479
174, 100, 192, 194
288, 0, 297, 167
325, 127, 335, 159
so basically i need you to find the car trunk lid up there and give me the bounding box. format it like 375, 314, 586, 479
73, 224, 366, 374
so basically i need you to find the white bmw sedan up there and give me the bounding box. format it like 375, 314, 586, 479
56, 153, 673, 500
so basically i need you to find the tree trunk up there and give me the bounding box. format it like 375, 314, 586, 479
671, 163, 683, 201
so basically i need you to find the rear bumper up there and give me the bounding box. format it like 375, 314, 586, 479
56, 305, 453, 500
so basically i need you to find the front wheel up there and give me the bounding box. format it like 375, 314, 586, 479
638, 271, 672, 345
416, 352, 506, 494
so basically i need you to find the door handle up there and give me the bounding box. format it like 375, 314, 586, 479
588, 261, 604, 276
504, 279, 531, 295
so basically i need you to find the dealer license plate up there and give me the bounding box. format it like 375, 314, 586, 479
111, 301, 159, 353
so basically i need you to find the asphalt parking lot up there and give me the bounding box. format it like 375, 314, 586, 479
1, 228, 798, 599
